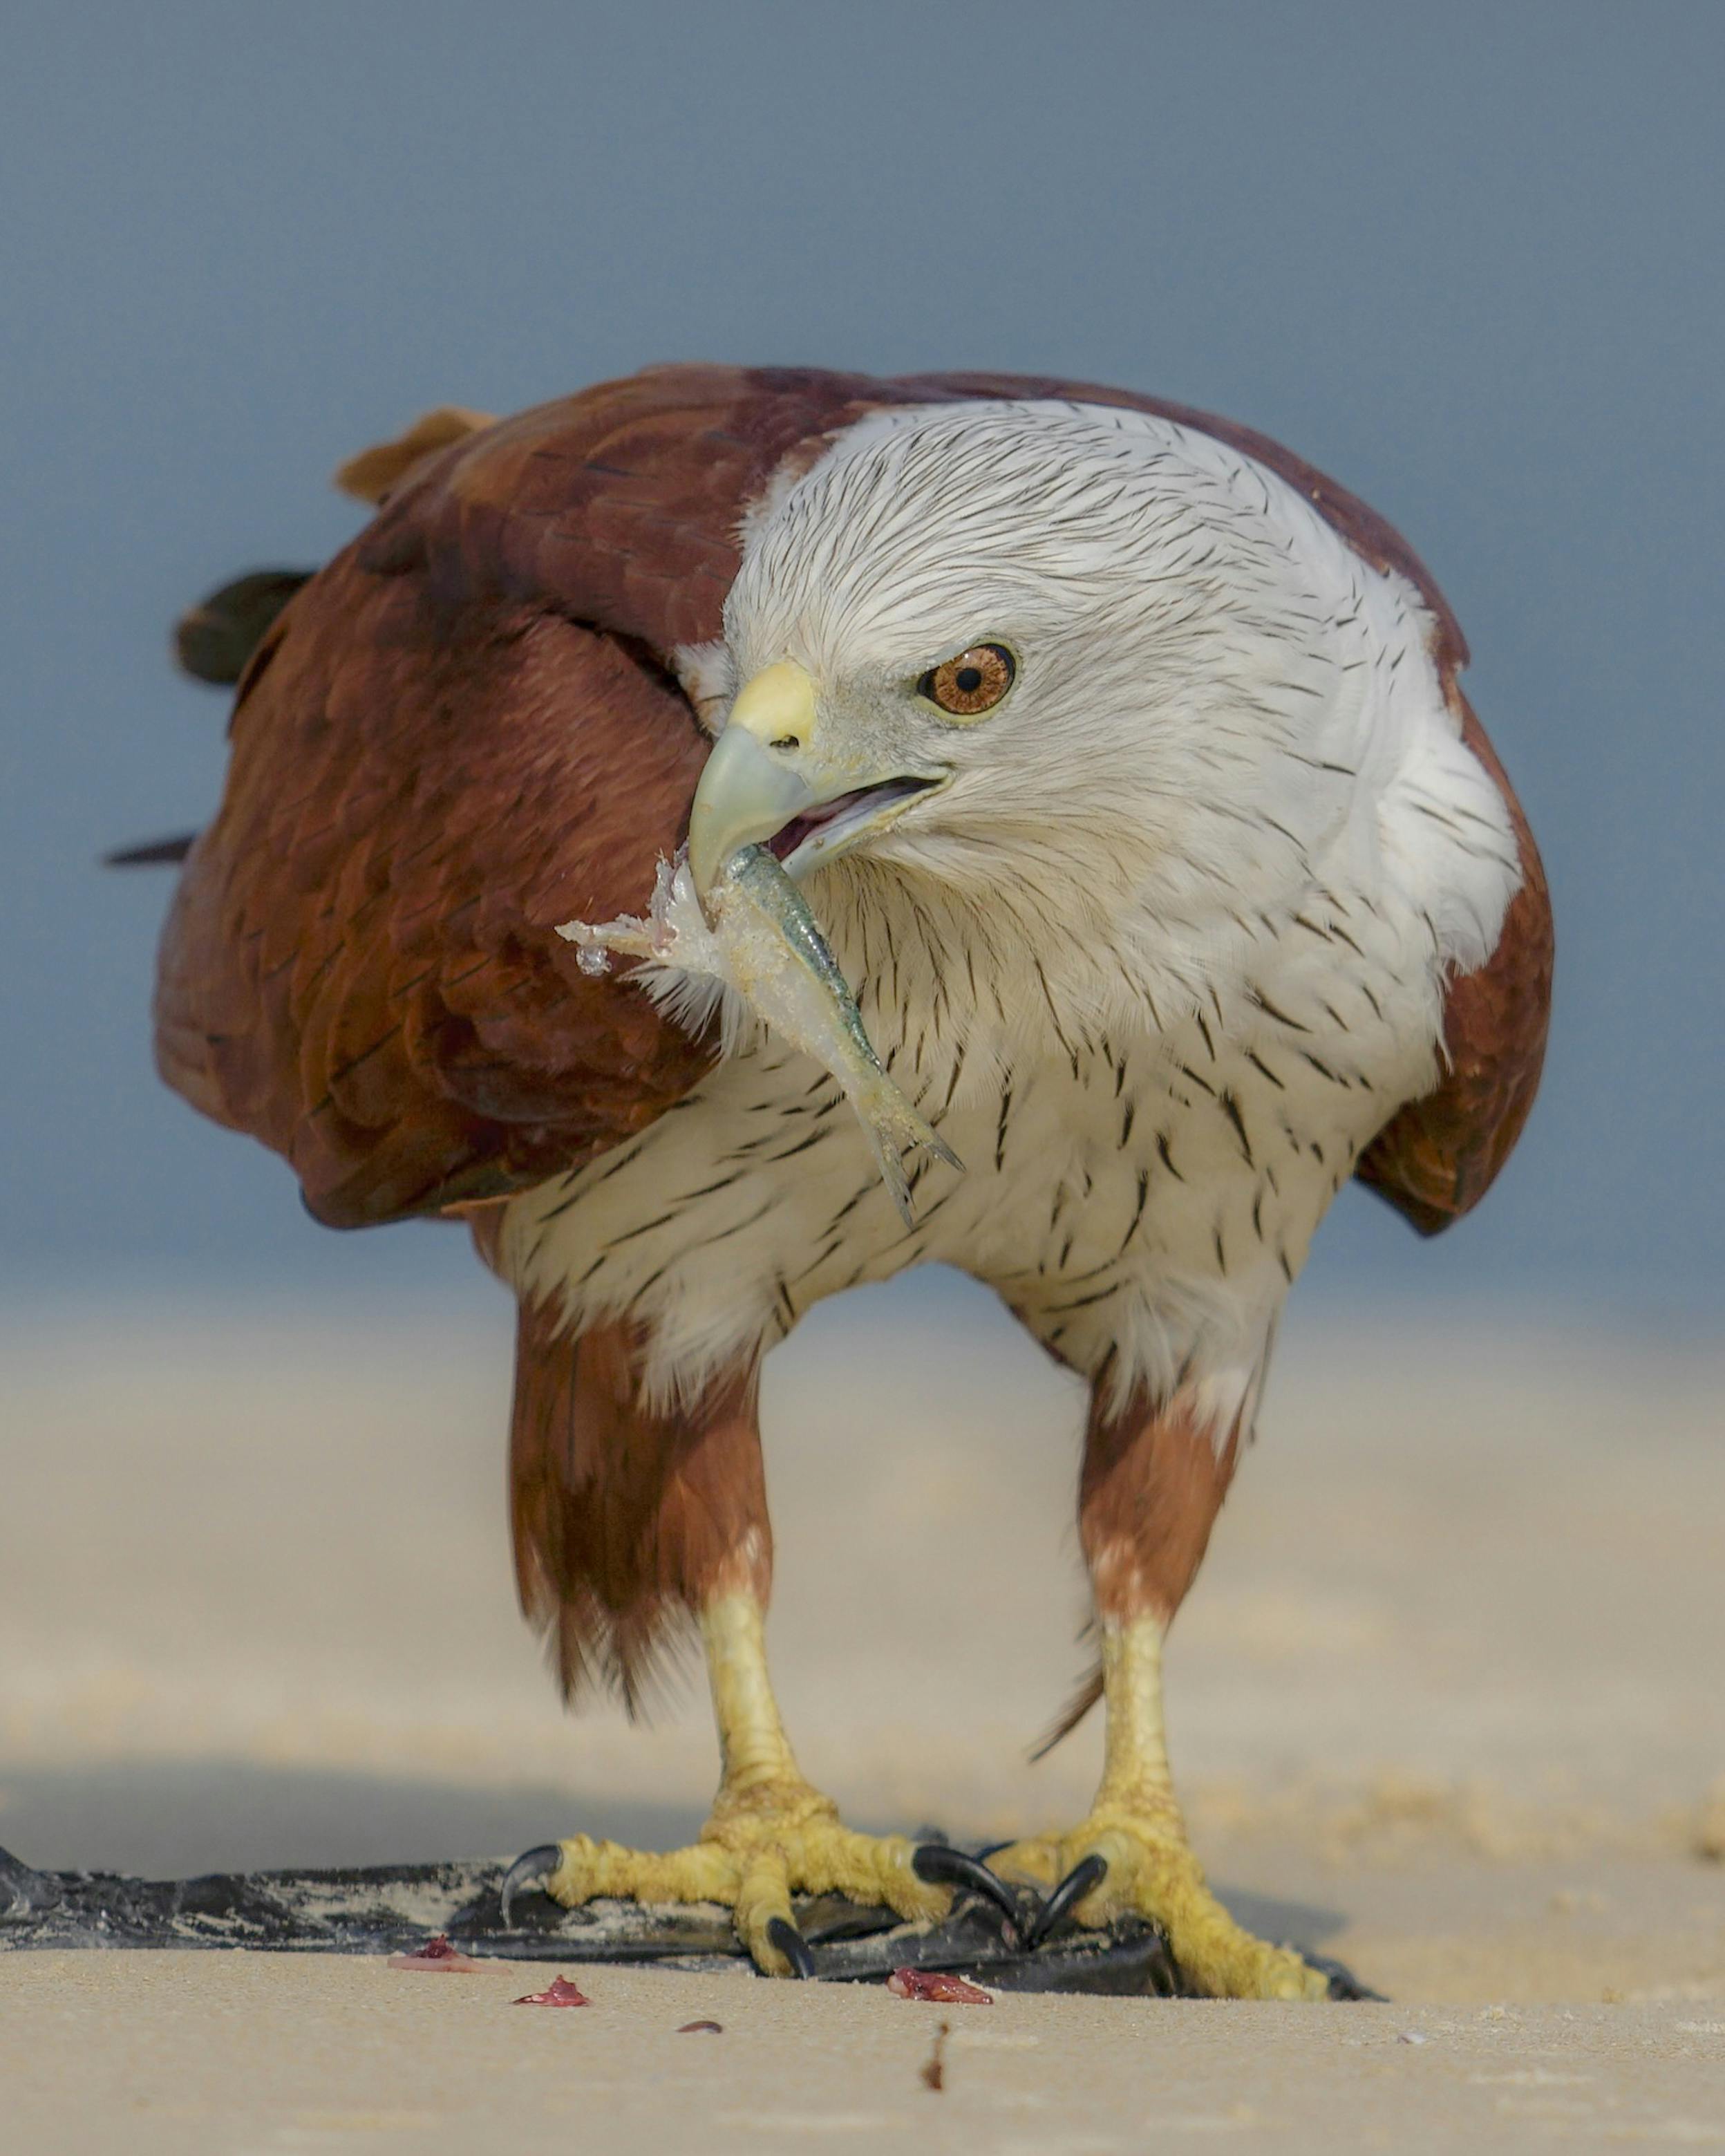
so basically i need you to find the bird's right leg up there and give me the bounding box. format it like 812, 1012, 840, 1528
500, 1307, 990, 1974
988, 1374, 1332, 2000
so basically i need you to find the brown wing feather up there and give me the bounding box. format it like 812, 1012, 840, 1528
158, 360, 1547, 1239
155, 537, 716, 1226
156, 366, 896, 1225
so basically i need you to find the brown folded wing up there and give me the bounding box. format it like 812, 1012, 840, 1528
154, 366, 885, 1227
156, 362, 1549, 1235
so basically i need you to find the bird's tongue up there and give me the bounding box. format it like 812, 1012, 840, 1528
766, 779, 927, 863
766, 787, 871, 863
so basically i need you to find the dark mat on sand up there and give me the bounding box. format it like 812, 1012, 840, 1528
0, 1842, 1375, 1997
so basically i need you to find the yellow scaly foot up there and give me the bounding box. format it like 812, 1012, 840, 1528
516, 1784, 946, 1976
990, 1811, 1327, 2000
993, 1614, 1330, 2000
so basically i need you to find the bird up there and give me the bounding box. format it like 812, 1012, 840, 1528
149, 364, 1552, 1997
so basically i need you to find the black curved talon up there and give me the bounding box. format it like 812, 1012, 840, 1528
766, 1915, 817, 1979
1299, 1949, 1387, 2003
0, 1846, 63, 1922
1028, 1853, 1109, 1947
912, 1844, 1024, 1940
498, 1844, 564, 1928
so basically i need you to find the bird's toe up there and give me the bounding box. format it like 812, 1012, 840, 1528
498, 1843, 565, 1927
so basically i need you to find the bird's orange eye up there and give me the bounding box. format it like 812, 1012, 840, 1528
918, 643, 1017, 720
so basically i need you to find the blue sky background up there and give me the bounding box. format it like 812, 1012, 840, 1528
1, 1, 1719, 1319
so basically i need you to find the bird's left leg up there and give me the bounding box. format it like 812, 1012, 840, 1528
990, 1378, 1330, 2000
500, 1310, 971, 1974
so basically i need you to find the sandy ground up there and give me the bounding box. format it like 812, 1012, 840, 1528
8, 1956, 1725, 2155
1, 1279, 1722, 2150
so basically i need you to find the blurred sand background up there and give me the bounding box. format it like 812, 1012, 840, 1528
3, 1283, 1722, 2149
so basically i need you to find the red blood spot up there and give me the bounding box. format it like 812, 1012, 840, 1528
388, 1933, 484, 1972
512, 1976, 592, 2007
677, 2018, 724, 2034
886, 1967, 993, 2004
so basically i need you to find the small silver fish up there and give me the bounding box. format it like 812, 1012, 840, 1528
558, 845, 962, 1225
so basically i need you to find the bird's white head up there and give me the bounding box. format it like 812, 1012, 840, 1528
688, 400, 1386, 956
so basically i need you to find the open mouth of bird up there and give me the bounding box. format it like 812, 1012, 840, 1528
766, 774, 945, 873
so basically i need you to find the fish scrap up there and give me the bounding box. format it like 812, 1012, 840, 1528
512, 1976, 593, 2006
387, 1933, 484, 1972
886, 1967, 993, 2003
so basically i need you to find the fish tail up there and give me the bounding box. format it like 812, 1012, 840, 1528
851, 1074, 965, 1223
886, 1090, 965, 1177
863, 1124, 916, 1229
923, 1127, 965, 1173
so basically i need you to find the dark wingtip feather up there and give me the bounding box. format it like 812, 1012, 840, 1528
174, 569, 313, 686
103, 832, 198, 868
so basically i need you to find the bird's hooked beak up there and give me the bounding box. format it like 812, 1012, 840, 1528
686, 661, 945, 909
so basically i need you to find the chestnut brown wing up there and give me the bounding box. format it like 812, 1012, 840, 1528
155, 364, 928, 1228
154, 558, 708, 1226
153, 366, 894, 1228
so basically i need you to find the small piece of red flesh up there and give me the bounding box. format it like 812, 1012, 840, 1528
512, 1976, 593, 2007
388, 1934, 484, 1972
886, 1967, 993, 2003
